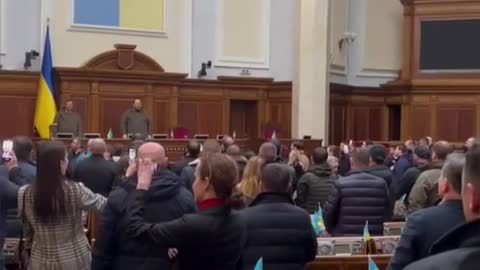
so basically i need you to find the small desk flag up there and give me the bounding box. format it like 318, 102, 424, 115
107, 128, 113, 139
254, 257, 263, 270
368, 255, 379, 270
363, 221, 372, 242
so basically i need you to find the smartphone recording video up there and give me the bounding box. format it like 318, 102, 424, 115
2, 140, 13, 161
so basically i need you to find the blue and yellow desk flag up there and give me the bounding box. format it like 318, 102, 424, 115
254, 257, 263, 270
363, 220, 372, 242
368, 255, 379, 270
310, 206, 326, 235
34, 26, 57, 138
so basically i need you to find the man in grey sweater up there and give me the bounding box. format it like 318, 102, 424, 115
121, 99, 150, 138
53, 100, 82, 136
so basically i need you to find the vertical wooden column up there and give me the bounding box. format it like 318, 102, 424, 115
144, 84, 154, 131
90, 82, 99, 133
169, 86, 179, 130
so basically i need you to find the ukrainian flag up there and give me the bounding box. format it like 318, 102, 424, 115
253, 257, 263, 270
34, 26, 57, 138
363, 221, 372, 242
368, 255, 379, 270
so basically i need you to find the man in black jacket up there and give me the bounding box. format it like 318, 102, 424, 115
180, 140, 221, 192
74, 139, 120, 197
388, 153, 466, 270
92, 142, 196, 270
366, 144, 393, 187
172, 140, 200, 176
239, 163, 317, 270
391, 145, 431, 203
296, 147, 334, 213
226, 145, 247, 179
324, 149, 389, 236
404, 147, 480, 270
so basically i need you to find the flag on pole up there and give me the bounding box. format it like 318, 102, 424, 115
310, 205, 326, 235
363, 220, 377, 254
271, 130, 277, 139
107, 128, 113, 139
363, 221, 372, 242
34, 25, 57, 138
368, 255, 379, 270
253, 257, 263, 270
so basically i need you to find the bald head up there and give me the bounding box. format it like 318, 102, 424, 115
138, 142, 165, 162
87, 139, 94, 151
226, 144, 241, 157
222, 135, 234, 151
259, 142, 277, 163
90, 139, 106, 155
432, 140, 453, 161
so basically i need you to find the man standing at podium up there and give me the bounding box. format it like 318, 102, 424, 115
53, 100, 82, 136
121, 99, 150, 139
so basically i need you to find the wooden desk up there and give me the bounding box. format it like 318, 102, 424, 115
308, 254, 391, 270
33, 138, 323, 161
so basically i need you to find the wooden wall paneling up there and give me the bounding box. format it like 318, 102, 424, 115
197, 101, 223, 137
329, 103, 347, 145
177, 101, 198, 134
267, 100, 292, 138
369, 107, 383, 140
458, 107, 476, 140
169, 86, 179, 130
99, 98, 134, 137
153, 99, 170, 133
436, 105, 475, 141
351, 106, 370, 140
409, 105, 431, 140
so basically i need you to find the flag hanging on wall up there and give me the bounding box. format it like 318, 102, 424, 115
34, 25, 57, 138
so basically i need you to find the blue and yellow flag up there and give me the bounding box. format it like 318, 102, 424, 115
34, 26, 56, 138
368, 255, 379, 270
254, 257, 263, 270
310, 206, 326, 235
363, 220, 372, 242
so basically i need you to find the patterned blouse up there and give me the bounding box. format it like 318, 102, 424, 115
18, 181, 106, 270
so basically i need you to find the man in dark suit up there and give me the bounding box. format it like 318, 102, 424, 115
92, 142, 196, 270
405, 148, 480, 270
239, 163, 317, 270
172, 140, 200, 176
74, 139, 119, 197
388, 153, 466, 270
366, 144, 393, 187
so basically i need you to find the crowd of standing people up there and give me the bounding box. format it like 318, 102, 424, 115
0, 135, 479, 269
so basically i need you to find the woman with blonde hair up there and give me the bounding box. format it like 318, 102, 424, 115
237, 156, 262, 206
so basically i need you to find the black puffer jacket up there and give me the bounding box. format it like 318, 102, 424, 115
323, 169, 389, 236
365, 165, 393, 187
239, 193, 317, 270
295, 164, 335, 213
92, 170, 196, 270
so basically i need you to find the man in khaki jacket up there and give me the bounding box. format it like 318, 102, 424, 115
408, 141, 453, 214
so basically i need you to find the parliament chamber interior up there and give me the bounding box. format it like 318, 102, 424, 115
1, 0, 480, 270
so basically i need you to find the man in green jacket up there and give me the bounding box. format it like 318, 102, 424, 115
121, 99, 150, 139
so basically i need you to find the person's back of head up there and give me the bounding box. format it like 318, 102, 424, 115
351, 149, 370, 170
243, 150, 256, 160
327, 156, 339, 176
312, 147, 328, 165
195, 153, 238, 203
439, 153, 465, 199
261, 163, 291, 193
202, 139, 222, 155
368, 144, 387, 166
259, 142, 277, 163
462, 146, 480, 222
34, 141, 68, 222
90, 139, 107, 156
226, 144, 242, 157
13, 136, 33, 162
413, 145, 431, 164
327, 145, 341, 158
222, 135, 234, 151
432, 141, 453, 162
187, 140, 201, 158
238, 156, 262, 198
